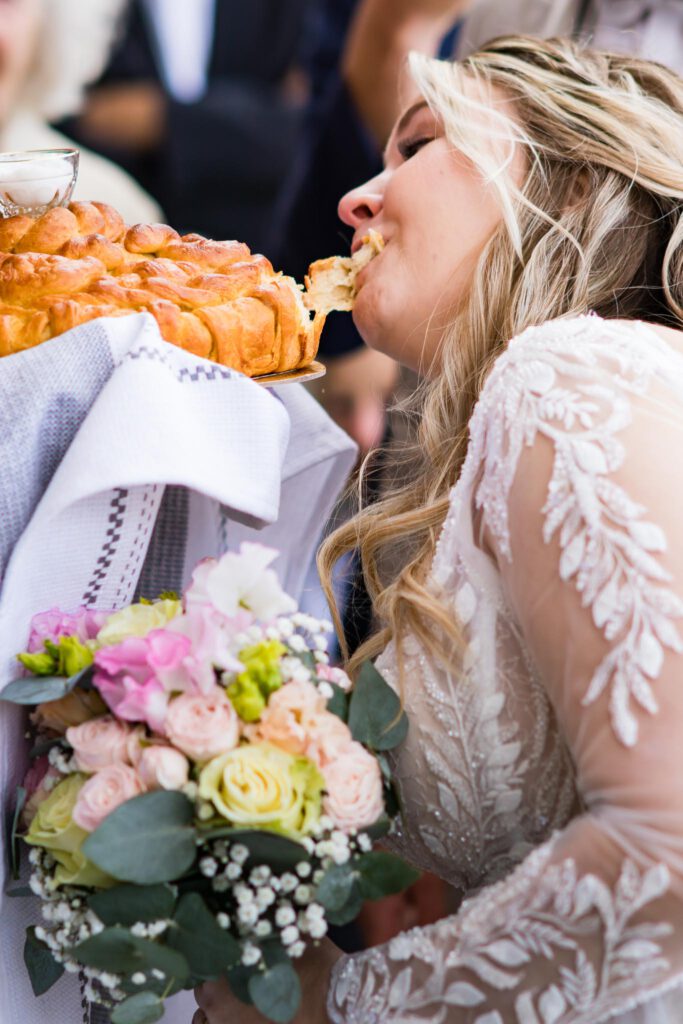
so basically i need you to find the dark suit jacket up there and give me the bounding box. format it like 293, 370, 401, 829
60, 0, 317, 251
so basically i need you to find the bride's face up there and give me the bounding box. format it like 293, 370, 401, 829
338, 80, 521, 374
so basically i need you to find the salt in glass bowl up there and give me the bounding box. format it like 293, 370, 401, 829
0, 148, 79, 217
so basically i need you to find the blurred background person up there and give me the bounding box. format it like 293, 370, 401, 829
4, 0, 160, 222
457, 0, 683, 71
61, 0, 320, 252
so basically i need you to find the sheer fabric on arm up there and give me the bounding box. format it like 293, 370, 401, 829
327, 317, 683, 1023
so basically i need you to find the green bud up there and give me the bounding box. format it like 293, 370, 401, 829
238, 640, 286, 698
17, 650, 57, 676
227, 676, 267, 723
43, 637, 93, 677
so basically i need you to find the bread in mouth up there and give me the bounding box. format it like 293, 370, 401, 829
303, 229, 384, 314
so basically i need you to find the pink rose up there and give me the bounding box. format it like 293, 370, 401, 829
66, 716, 140, 772
27, 606, 111, 653
72, 764, 144, 832
164, 688, 239, 762
316, 664, 352, 692
322, 742, 384, 833
254, 680, 326, 756
93, 630, 193, 732
138, 746, 190, 790
305, 712, 353, 768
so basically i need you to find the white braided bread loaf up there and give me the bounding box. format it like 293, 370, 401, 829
0, 201, 325, 377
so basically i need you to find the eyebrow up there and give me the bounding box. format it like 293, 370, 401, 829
383, 100, 430, 163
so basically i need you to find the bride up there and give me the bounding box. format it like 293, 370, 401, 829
195, 35, 683, 1024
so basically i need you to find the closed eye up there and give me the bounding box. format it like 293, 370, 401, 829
397, 136, 432, 162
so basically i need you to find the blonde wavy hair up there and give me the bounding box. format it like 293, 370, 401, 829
319, 35, 683, 680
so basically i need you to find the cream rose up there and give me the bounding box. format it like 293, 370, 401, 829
255, 680, 326, 755
72, 764, 144, 832
164, 688, 239, 762
198, 742, 323, 838
322, 742, 384, 832
97, 599, 181, 646
138, 745, 189, 790
66, 716, 137, 772
305, 712, 353, 769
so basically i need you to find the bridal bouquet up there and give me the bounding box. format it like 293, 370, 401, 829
4, 544, 416, 1024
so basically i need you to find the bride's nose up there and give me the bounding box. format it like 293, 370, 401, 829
338, 178, 383, 229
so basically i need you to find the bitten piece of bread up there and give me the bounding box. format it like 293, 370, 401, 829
303, 229, 384, 314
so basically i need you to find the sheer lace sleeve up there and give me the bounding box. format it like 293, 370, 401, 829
326, 316, 683, 1023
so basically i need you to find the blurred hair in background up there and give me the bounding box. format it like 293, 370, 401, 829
3, 0, 160, 221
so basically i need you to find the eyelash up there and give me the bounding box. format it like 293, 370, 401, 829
398, 136, 431, 161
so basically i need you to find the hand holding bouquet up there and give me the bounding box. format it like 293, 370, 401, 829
4, 544, 417, 1024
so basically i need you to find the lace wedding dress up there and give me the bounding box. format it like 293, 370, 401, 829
327, 315, 683, 1023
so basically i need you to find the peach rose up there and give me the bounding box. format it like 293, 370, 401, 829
255, 680, 326, 756
72, 763, 144, 832
66, 716, 140, 773
138, 745, 189, 791
305, 712, 353, 769
322, 742, 384, 832
32, 689, 107, 733
163, 687, 239, 762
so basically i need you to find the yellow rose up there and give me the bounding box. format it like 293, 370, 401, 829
97, 599, 182, 646
198, 743, 323, 839
25, 774, 114, 888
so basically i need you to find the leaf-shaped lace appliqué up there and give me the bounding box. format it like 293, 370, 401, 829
470, 318, 683, 746
328, 843, 672, 1024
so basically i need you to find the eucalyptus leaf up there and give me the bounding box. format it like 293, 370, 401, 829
197, 829, 310, 872
1, 675, 72, 705
89, 884, 176, 927
74, 927, 190, 986
357, 851, 420, 900
111, 992, 164, 1024
226, 963, 255, 1006
324, 887, 364, 926
83, 791, 196, 884
6, 885, 33, 897
10, 785, 26, 879
248, 961, 301, 1024
315, 862, 357, 913
364, 815, 391, 841
166, 893, 239, 978
325, 684, 348, 721
347, 660, 408, 750
1, 664, 94, 705
24, 927, 64, 996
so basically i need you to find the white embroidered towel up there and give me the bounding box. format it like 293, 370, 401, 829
0, 312, 356, 1023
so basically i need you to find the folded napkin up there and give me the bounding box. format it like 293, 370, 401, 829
0, 313, 356, 1024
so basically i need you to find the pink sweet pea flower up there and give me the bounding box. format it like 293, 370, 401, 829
27, 606, 111, 653
93, 630, 192, 732
167, 607, 243, 694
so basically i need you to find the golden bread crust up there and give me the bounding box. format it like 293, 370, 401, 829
0, 200, 320, 375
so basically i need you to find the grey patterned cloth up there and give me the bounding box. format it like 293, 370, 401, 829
0, 313, 356, 1024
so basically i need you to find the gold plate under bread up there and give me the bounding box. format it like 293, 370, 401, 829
254, 360, 326, 387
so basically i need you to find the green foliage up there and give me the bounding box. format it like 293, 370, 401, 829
83, 791, 196, 884
347, 660, 408, 750
166, 893, 239, 979
325, 683, 348, 721
248, 961, 301, 1024
24, 927, 64, 996
197, 828, 310, 872
0, 663, 93, 705
356, 852, 420, 900
89, 884, 176, 927
10, 785, 26, 879
111, 993, 164, 1024
73, 927, 190, 986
